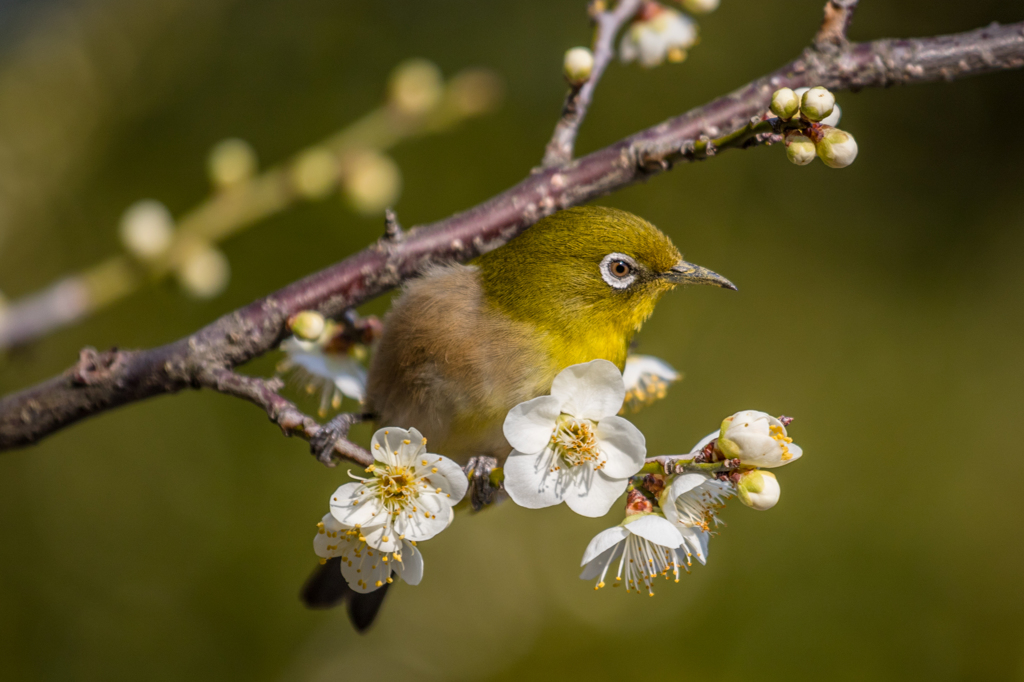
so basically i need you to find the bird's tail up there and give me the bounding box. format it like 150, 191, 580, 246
300, 558, 391, 633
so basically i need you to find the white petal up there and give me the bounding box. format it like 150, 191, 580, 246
580, 543, 623, 580
550, 359, 626, 421
564, 468, 628, 518
622, 354, 680, 390
502, 395, 561, 454
392, 492, 453, 542
328, 483, 380, 527
580, 526, 630, 566
502, 448, 566, 509
361, 524, 400, 553
341, 544, 391, 594
393, 540, 423, 586
668, 472, 711, 499
422, 455, 469, 503
625, 515, 685, 548
370, 427, 415, 466
677, 525, 710, 564
594, 416, 646, 478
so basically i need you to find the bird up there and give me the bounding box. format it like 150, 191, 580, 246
300, 205, 735, 629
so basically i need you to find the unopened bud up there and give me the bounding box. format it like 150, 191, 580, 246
207, 138, 257, 189
820, 102, 842, 127
177, 246, 230, 299
736, 470, 780, 511
786, 134, 816, 166
625, 489, 653, 515
800, 86, 835, 122
119, 200, 174, 260
388, 59, 443, 117
292, 148, 338, 199
289, 311, 326, 341
446, 68, 504, 117
816, 128, 858, 169
563, 47, 594, 86
770, 88, 800, 120
343, 150, 402, 216
681, 0, 720, 14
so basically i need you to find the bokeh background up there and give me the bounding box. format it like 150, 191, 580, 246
2, 0, 1024, 680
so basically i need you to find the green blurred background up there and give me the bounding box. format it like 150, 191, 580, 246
2, 0, 1024, 680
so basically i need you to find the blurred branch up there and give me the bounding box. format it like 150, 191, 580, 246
0, 65, 503, 351
2, 19, 1024, 458
542, 0, 643, 167
815, 0, 859, 50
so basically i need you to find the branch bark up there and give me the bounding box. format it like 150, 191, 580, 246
3, 20, 1023, 454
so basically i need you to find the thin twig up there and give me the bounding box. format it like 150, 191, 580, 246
815, 0, 860, 50
541, 0, 643, 167
2, 20, 1023, 452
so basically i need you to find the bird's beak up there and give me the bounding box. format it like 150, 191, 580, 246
662, 260, 737, 290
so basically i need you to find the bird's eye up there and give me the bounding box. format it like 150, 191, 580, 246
600, 253, 638, 290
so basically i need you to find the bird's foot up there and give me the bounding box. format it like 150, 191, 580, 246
464, 456, 501, 511
310, 412, 370, 466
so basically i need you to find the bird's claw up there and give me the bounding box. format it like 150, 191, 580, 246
310, 413, 365, 466
464, 456, 501, 511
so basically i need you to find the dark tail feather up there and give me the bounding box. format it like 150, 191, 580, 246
300, 558, 392, 633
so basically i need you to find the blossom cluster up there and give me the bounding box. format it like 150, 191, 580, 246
619, 1, 721, 68
770, 86, 859, 169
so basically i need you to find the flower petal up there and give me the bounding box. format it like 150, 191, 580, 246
594, 416, 646, 478
328, 483, 381, 527
677, 525, 710, 565
393, 540, 423, 586
564, 469, 628, 518
370, 427, 415, 466
341, 544, 391, 594
622, 354, 680, 390
625, 514, 685, 548
392, 492, 452, 542
502, 448, 565, 509
688, 430, 719, 455
421, 455, 469, 503
361, 524, 400, 553
503, 395, 561, 454
580, 526, 630, 566
550, 359, 625, 421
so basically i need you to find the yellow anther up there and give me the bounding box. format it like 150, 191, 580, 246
403, 439, 411, 445
431, 467, 438, 473
422, 460, 428, 466
319, 558, 326, 565
386, 577, 393, 583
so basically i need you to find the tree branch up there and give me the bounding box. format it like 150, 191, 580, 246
542, 0, 643, 167
816, 0, 859, 50
3, 20, 1023, 454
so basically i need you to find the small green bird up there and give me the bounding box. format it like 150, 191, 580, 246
301, 205, 734, 628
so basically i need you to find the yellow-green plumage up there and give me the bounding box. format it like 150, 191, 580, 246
364, 206, 732, 463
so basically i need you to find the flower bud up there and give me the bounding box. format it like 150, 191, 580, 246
446, 68, 504, 117
717, 410, 802, 468
292, 147, 338, 199
736, 470, 780, 511
816, 128, 858, 169
388, 58, 443, 117
820, 102, 842, 127
681, 0, 720, 14
770, 88, 800, 120
786, 134, 816, 166
177, 246, 230, 299
207, 138, 257, 189
800, 86, 835, 122
119, 200, 174, 260
563, 47, 594, 86
289, 311, 326, 341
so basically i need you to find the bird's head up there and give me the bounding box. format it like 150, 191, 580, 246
477, 206, 734, 367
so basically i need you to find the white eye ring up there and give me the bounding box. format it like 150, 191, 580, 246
600, 253, 638, 289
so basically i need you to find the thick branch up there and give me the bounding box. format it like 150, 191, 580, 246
542, 0, 643, 167
3, 20, 1023, 452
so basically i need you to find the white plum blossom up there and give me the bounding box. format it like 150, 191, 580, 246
502, 360, 646, 517
621, 354, 681, 413
620, 6, 698, 68
314, 513, 423, 593
329, 427, 468, 553
660, 471, 733, 563
279, 335, 368, 414
698, 410, 802, 468
580, 513, 697, 595
735, 469, 781, 511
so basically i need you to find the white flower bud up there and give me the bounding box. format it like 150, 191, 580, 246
736, 470, 780, 511
717, 410, 802, 468
820, 102, 842, 127
119, 200, 174, 260
388, 59, 443, 117
770, 88, 800, 120
681, 0, 720, 14
289, 311, 326, 341
800, 86, 835, 122
207, 138, 257, 189
343, 150, 402, 216
292, 147, 338, 199
816, 128, 858, 169
177, 246, 230, 299
563, 47, 594, 86
786, 134, 816, 166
